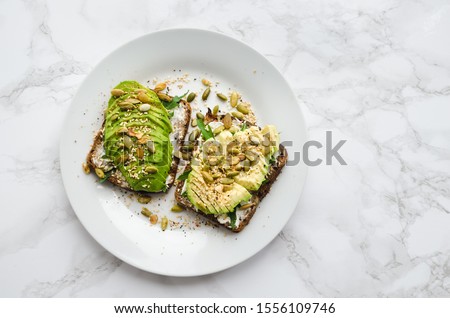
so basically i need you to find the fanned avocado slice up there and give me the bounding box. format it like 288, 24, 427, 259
234, 156, 268, 191
187, 167, 251, 215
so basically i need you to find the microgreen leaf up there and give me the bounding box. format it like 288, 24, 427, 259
228, 211, 237, 230
177, 168, 192, 181
161, 91, 188, 110
197, 117, 214, 140
99, 170, 114, 183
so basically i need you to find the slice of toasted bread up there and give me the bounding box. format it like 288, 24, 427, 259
174, 110, 288, 233
87, 100, 191, 194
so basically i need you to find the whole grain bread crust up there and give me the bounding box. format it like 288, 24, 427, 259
174, 144, 288, 232
86, 100, 191, 195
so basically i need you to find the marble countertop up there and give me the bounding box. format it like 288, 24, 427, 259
1, 0, 450, 297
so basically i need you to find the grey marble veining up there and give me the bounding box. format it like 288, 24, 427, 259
1, 0, 449, 297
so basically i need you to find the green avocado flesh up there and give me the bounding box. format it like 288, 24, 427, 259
186, 167, 252, 214
103, 81, 173, 192
185, 124, 279, 215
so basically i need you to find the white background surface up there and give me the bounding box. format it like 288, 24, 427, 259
1, 0, 450, 297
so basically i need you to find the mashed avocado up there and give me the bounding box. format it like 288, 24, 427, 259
103, 81, 173, 192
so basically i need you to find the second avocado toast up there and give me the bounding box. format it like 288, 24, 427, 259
174, 109, 288, 232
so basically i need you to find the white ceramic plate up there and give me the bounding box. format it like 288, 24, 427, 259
60, 29, 307, 276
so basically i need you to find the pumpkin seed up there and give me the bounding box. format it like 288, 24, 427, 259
242, 159, 251, 168
229, 126, 239, 134
145, 166, 158, 174
146, 140, 155, 153
191, 118, 197, 127
110, 113, 119, 121
250, 136, 260, 145
139, 103, 151, 112
213, 105, 219, 115
226, 171, 239, 178
230, 156, 240, 165
196, 112, 204, 120
220, 178, 234, 185
217, 93, 227, 101
245, 151, 257, 162
171, 204, 184, 212
238, 153, 246, 161
230, 91, 239, 107
222, 113, 232, 129
119, 102, 134, 110
231, 111, 244, 119
222, 185, 233, 192
134, 89, 146, 94
213, 125, 224, 135
138, 196, 152, 204
117, 126, 128, 134
212, 172, 221, 179
137, 92, 150, 103
150, 214, 158, 224
187, 92, 196, 102
173, 151, 182, 159
181, 144, 194, 152
126, 98, 141, 104
95, 168, 105, 179
111, 89, 125, 96
208, 156, 219, 166
201, 171, 214, 183
239, 203, 255, 210
136, 147, 144, 159
202, 87, 210, 100
82, 162, 90, 174
114, 154, 129, 165
141, 207, 151, 217
189, 129, 200, 141
229, 148, 240, 155
237, 103, 250, 114
182, 152, 191, 160
154, 82, 166, 92
157, 93, 172, 102
123, 135, 133, 149
161, 216, 169, 231
201, 78, 211, 86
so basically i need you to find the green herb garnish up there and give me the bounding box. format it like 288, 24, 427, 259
99, 170, 114, 183
197, 118, 215, 140
241, 122, 247, 131
161, 91, 188, 110
228, 211, 237, 230
177, 168, 192, 181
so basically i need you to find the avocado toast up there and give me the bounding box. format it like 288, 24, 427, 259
87, 80, 191, 193
175, 109, 288, 232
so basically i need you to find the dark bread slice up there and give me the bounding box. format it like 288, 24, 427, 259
86, 100, 191, 194
175, 144, 288, 232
